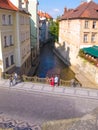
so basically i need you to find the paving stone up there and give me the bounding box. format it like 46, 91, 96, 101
32, 125, 41, 130
21, 85, 32, 90
33, 85, 43, 90
53, 87, 64, 93
89, 91, 98, 97
75, 90, 88, 96
0, 114, 41, 130
43, 86, 53, 91
64, 88, 75, 94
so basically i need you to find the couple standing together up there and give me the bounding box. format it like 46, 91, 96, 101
50, 75, 59, 87
9, 72, 18, 87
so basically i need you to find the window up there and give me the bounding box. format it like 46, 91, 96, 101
10, 55, 14, 65
5, 57, 9, 68
84, 21, 88, 28
2, 14, 6, 25
4, 36, 7, 47
8, 15, 11, 25
91, 33, 96, 42
83, 34, 88, 43
9, 35, 12, 45
92, 21, 96, 29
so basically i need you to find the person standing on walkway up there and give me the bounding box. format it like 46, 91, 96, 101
50, 75, 54, 87
9, 75, 13, 87
13, 72, 18, 85
54, 75, 59, 87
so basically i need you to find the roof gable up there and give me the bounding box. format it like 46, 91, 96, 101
38, 11, 52, 19
0, 0, 18, 11
61, 1, 98, 20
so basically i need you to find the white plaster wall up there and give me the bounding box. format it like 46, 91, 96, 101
28, 0, 39, 55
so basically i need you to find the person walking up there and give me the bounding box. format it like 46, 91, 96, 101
13, 72, 18, 85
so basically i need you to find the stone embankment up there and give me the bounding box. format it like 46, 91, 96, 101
53, 43, 98, 89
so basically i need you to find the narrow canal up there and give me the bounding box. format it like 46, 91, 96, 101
36, 42, 75, 81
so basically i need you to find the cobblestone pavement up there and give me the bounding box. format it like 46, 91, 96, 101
0, 113, 41, 130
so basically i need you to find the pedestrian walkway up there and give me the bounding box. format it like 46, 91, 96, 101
0, 79, 98, 100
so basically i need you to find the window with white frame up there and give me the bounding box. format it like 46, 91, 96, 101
5, 57, 9, 68
83, 34, 88, 43
91, 33, 96, 42
92, 21, 96, 29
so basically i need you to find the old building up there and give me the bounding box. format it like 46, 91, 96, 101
0, 0, 31, 77
38, 10, 52, 46
28, 0, 39, 64
59, 0, 98, 85
59, 0, 98, 65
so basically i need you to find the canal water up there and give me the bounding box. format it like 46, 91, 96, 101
36, 43, 75, 81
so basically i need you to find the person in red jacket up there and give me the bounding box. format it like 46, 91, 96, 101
50, 75, 54, 87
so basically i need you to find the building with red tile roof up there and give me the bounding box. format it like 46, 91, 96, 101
38, 10, 52, 19
0, 0, 18, 11
60, 1, 98, 20
38, 10, 53, 44
59, 0, 98, 84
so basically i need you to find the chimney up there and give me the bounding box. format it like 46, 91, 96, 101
64, 7, 67, 14
23, 0, 29, 12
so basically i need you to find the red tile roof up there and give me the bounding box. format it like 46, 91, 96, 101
0, 0, 18, 11
61, 1, 98, 20
38, 11, 52, 19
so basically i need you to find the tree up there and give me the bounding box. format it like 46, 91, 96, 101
49, 19, 59, 42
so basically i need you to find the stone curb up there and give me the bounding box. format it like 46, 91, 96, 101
0, 79, 98, 100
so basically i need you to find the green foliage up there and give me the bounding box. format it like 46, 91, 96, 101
49, 19, 59, 42
78, 49, 85, 57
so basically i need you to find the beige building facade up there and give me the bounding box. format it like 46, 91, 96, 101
0, 0, 31, 77
59, 1, 98, 65
59, 19, 98, 65
59, 1, 98, 85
